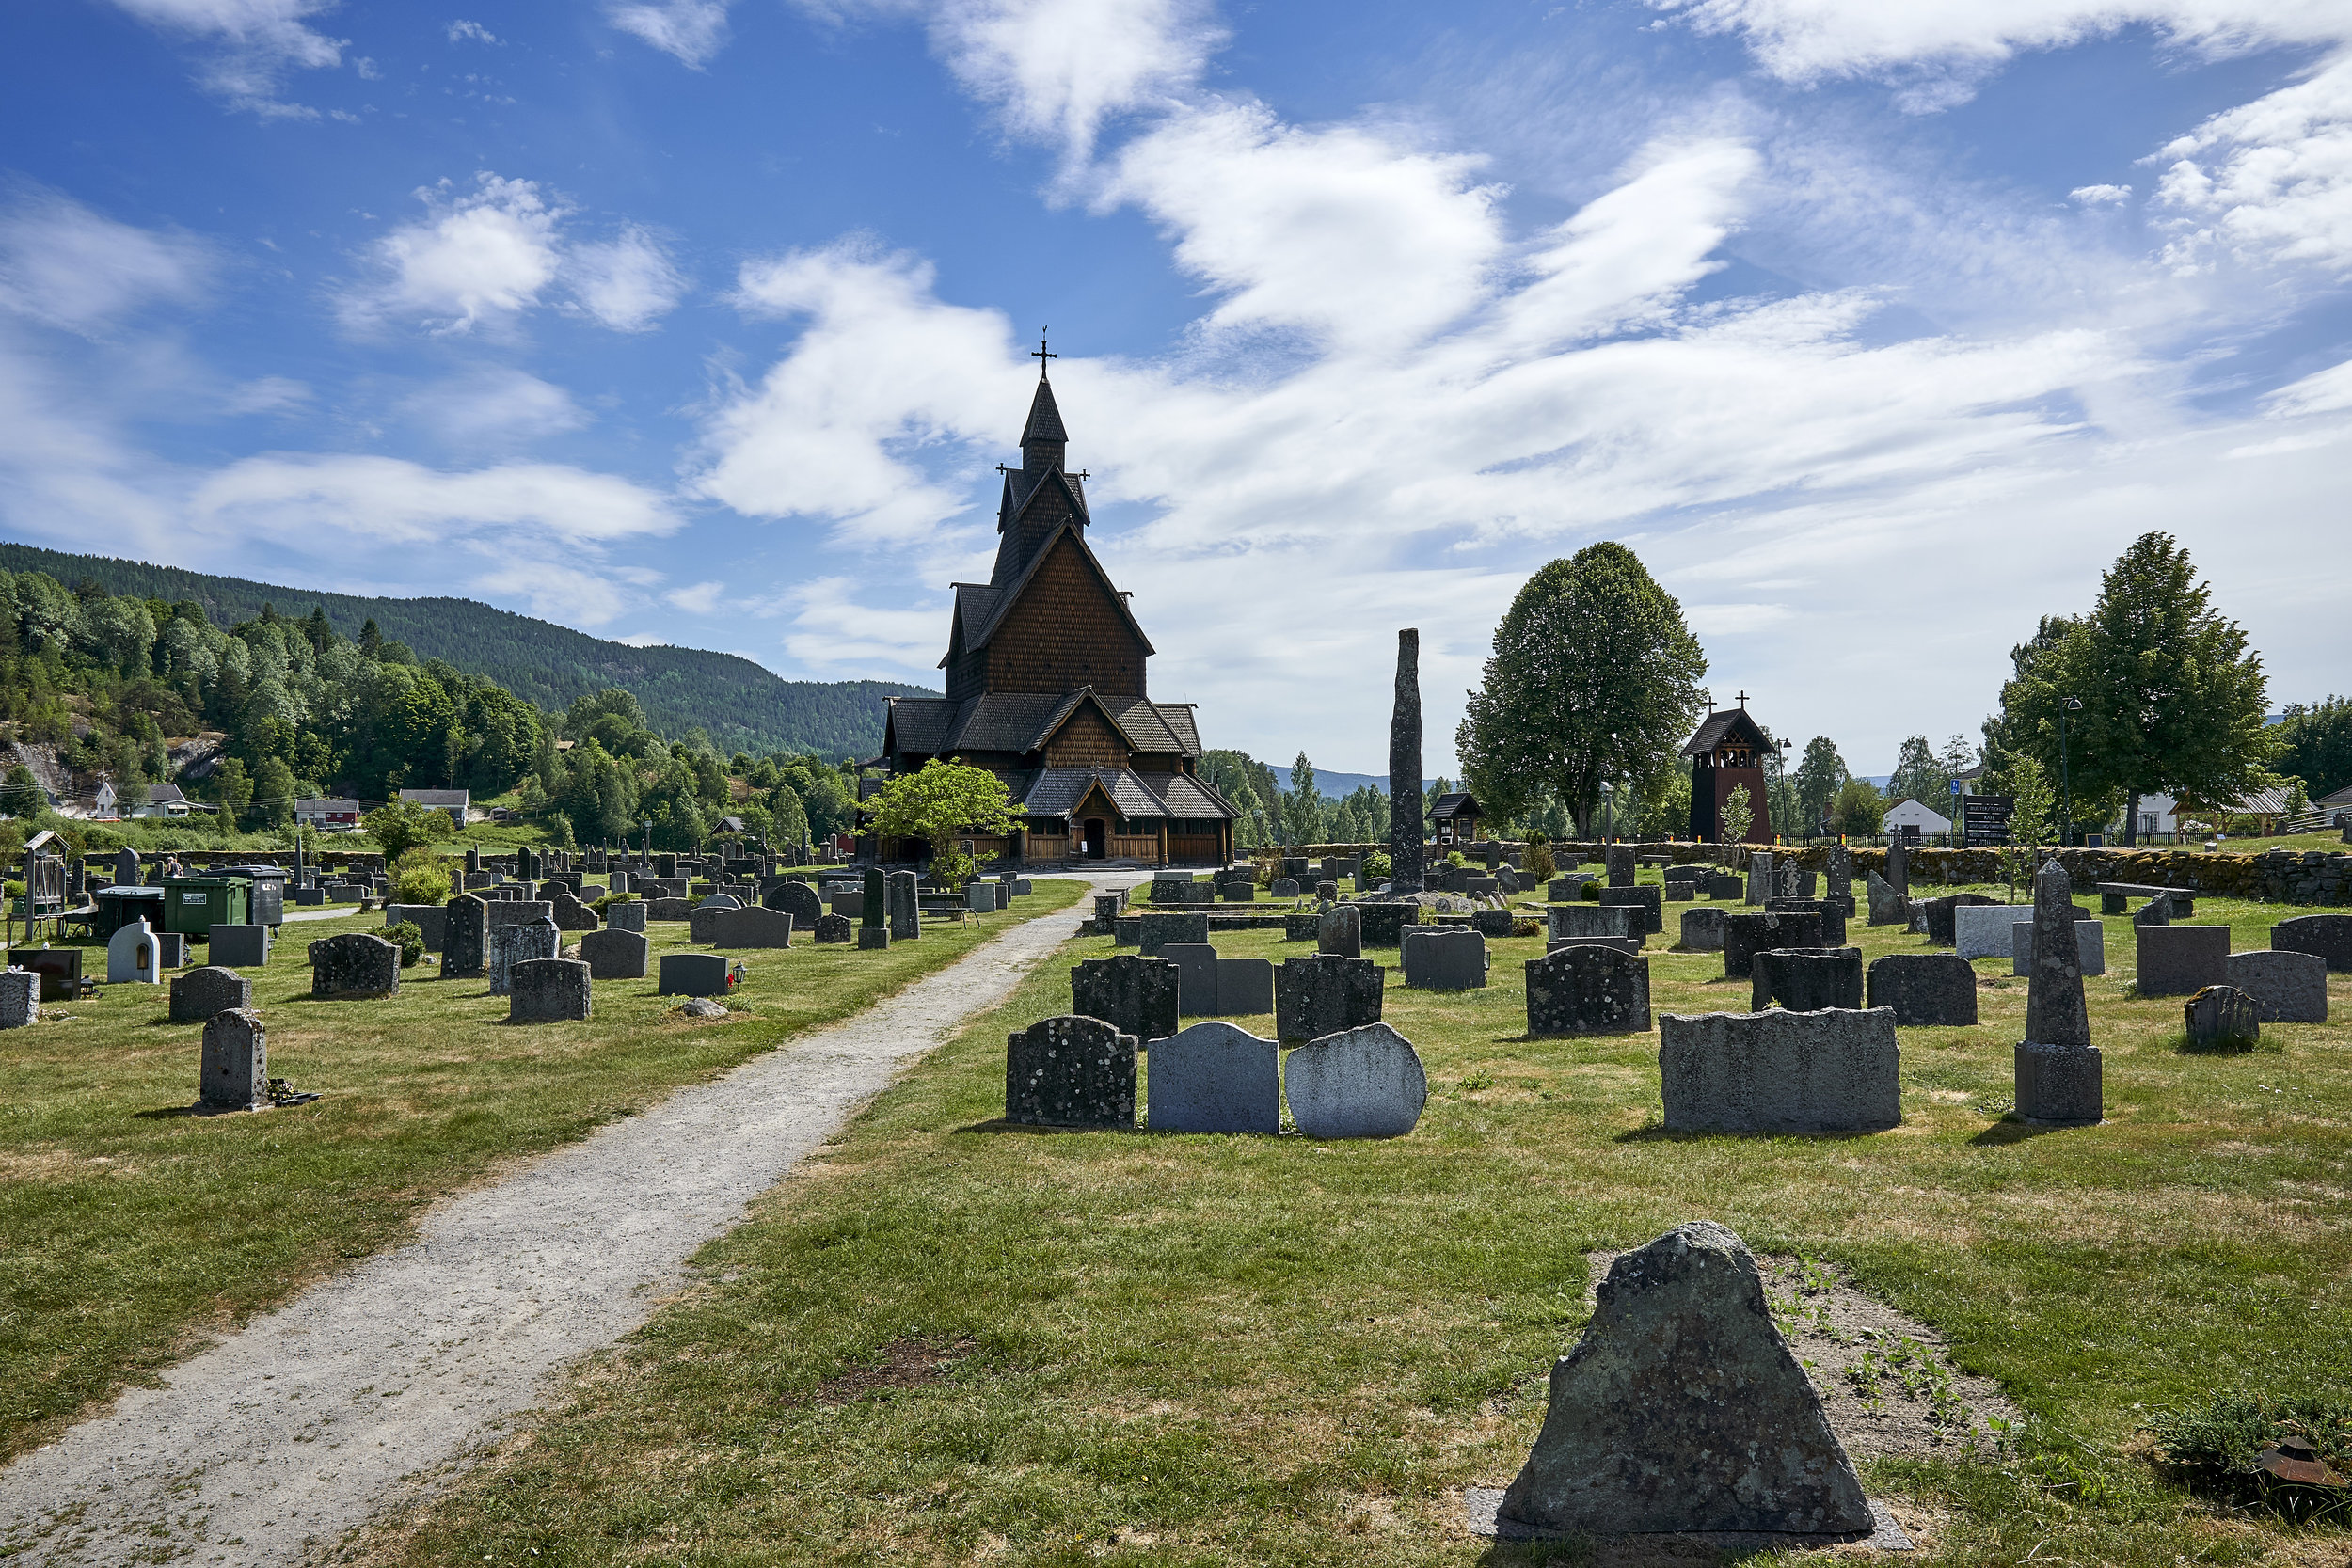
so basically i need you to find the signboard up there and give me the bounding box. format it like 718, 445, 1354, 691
1963, 794, 2015, 847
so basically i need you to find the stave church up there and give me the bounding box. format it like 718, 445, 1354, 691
875, 348, 1239, 866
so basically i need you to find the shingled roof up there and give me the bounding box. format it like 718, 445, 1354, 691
1681, 706, 1769, 759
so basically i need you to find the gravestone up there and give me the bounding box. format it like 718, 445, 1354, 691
1271, 878, 1300, 898
1744, 852, 1772, 905
489, 916, 560, 996
1275, 954, 1385, 1043
887, 870, 920, 941
310, 932, 401, 999
1917, 893, 1997, 946
1547, 876, 1593, 901
1885, 838, 1909, 895
579, 927, 650, 980
168, 965, 250, 1024
548, 893, 599, 932
1749, 944, 1864, 1012
385, 904, 450, 950
1092, 894, 1123, 928
1720, 910, 1823, 979
1163, 942, 1221, 1016
2135, 924, 2229, 996
1953, 903, 2034, 961
2225, 950, 2327, 1023
2184, 985, 2260, 1050
1663, 879, 1694, 902
1283, 1022, 1426, 1139
648, 897, 691, 922
199, 1009, 268, 1111
1661, 1007, 1902, 1133
1145, 1021, 1279, 1134
1219, 880, 1256, 903
830, 889, 866, 919
2016, 858, 2101, 1125
1389, 629, 1425, 895
0, 970, 34, 1029
1495, 1221, 1870, 1538
116, 847, 140, 888
2271, 913, 2352, 972
1315, 879, 1339, 901
510, 958, 593, 1023
1139, 911, 1209, 958
2010, 918, 2105, 977
607, 900, 647, 933
1865, 871, 1906, 927
107, 920, 162, 985
1402, 927, 1486, 990
208, 924, 271, 968
814, 912, 853, 944
1604, 845, 1635, 888
155, 932, 189, 970
1471, 907, 1516, 938
1549, 903, 1639, 943
1824, 845, 1853, 917
443, 894, 489, 978
1526, 945, 1651, 1037
1865, 954, 1977, 1026
1598, 885, 1661, 935
658, 953, 740, 996
697, 892, 743, 914
1006, 1014, 1136, 1129
1767, 895, 1846, 948
1355, 903, 1415, 946
606, 866, 626, 894
765, 879, 824, 927
1678, 906, 1725, 951
863, 866, 887, 934
1216, 958, 1274, 1016
1704, 872, 1744, 900
1317, 904, 1362, 958
711, 906, 794, 949
1070, 954, 1180, 1043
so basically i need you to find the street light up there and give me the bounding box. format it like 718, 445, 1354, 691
2060, 697, 2084, 847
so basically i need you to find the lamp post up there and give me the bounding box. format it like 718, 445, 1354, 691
1601, 780, 1613, 841
2060, 697, 2083, 847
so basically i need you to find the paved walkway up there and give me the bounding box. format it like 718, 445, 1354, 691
0, 878, 1135, 1566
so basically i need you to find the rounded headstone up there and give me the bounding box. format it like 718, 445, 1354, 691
1282, 1022, 1426, 1139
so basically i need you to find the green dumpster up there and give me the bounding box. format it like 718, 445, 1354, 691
163, 876, 248, 940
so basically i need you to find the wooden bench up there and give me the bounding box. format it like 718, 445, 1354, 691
2094, 882, 2196, 916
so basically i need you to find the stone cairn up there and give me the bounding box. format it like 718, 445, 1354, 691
2015, 858, 2101, 1125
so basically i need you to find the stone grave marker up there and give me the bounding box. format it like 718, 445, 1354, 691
510, 958, 593, 1023
200, 1009, 268, 1112
1139, 911, 1209, 958
814, 912, 853, 944
1661, 1007, 1902, 1133
1547, 875, 1593, 902
1918, 893, 1997, 946
1163, 942, 1221, 1016
579, 927, 650, 980
766, 880, 824, 927
2017, 859, 2101, 1125
2010, 918, 2105, 977
154, 932, 189, 970
1402, 927, 1486, 990
711, 906, 793, 949
659, 953, 741, 996
489, 916, 560, 996
208, 924, 271, 968
2224, 950, 2327, 1023
385, 904, 450, 950
1663, 879, 1694, 901
1751, 947, 1864, 1012
2271, 913, 2351, 971
1494, 1221, 1870, 1538
168, 965, 250, 1024
1678, 906, 1725, 951
1216, 958, 1273, 1016
1315, 879, 1339, 901
1885, 839, 1909, 895
1526, 946, 1650, 1037
444, 894, 489, 978
549, 893, 600, 933
648, 897, 691, 923
1865, 954, 1977, 1026
887, 870, 920, 941
1865, 871, 1905, 927
2184, 985, 2260, 1050
0, 970, 35, 1029
1744, 852, 1772, 905
607, 900, 647, 933
1471, 908, 1516, 938
311, 932, 401, 999
1006, 1015, 1136, 1129
1549, 903, 1639, 944
1825, 845, 1853, 917
1317, 904, 1362, 958
2135, 924, 2229, 996
1071, 954, 1180, 1043
1274, 954, 1384, 1042
1721, 910, 1823, 979
1271, 878, 1300, 898
1600, 885, 1662, 935
1145, 1021, 1279, 1134
1953, 903, 2034, 961
1704, 872, 1744, 900
1767, 895, 1846, 948
1354, 904, 1414, 946
1282, 1022, 1426, 1139
1604, 845, 1635, 888
107, 920, 161, 985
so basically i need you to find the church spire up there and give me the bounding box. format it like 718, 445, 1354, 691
1021, 329, 1067, 474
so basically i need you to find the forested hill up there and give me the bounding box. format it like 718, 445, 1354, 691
0, 542, 935, 758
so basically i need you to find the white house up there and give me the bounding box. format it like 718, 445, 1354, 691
91, 781, 118, 820
128, 784, 192, 819
397, 787, 469, 824
1883, 798, 1952, 838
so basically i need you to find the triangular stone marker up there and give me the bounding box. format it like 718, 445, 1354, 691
1497, 1221, 1873, 1537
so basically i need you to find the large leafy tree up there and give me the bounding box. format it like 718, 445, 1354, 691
2276, 696, 2352, 800
1793, 736, 1847, 835
1456, 544, 1708, 839
864, 759, 1019, 878
1994, 533, 2277, 845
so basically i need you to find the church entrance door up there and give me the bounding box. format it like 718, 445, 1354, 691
1083, 819, 1106, 859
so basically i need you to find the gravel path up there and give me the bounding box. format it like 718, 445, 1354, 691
0, 878, 1135, 1566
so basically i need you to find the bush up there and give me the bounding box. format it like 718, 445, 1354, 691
592, 892, 642, 914
363, 800, 456, 862
2145, 1393, 2352, 1524
1361, 850, 1391, 879
1525, 839, 1557, 882
389, 847, 454, 906
382, 920, 425, 968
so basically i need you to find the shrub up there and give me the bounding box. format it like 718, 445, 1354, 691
1361, 850, 1391, 879
1525, 839, 1557, 882
592, 891, 642, 914
2145, 1392, 2352, 1524
382, 920, 425, 968
389, 848, 454, 906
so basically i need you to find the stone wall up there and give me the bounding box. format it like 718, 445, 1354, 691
1798, 845, 2349, 907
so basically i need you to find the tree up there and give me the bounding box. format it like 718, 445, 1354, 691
1829, 778, 1885, 837
1886, 736, 1944, 808
1986, 753, 2054, 897
362, 799, 454, 861
2276, 696, 2352, 801
254, 756, 296, 827
1720, 784, 1754, 847
212, 757, 255, 823
1281, 753, 1325, 846
1456, 544, 1708, 838
863, 759, 1019, 881
1793, 737, 1848, 835
1994, 533, 2277, 847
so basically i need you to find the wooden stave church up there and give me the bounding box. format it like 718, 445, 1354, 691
876, 360, 1239, 866
1680, 702, 1774, 844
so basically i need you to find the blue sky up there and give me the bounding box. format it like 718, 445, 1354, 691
3, 0, 2348, 776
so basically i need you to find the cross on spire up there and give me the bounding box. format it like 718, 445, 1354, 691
1032, 329, 1055, 372
1736, 691, 1749, 706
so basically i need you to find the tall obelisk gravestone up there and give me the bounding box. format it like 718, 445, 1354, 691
2015, 856, 2101, 1124
1389, 629, 1424, 895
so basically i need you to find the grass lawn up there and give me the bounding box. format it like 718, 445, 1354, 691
0, 877, 1087, 1463
357, 876, 2351, 1567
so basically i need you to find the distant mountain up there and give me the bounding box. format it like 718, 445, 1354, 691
1269, 766, 1442, 796
0, 542, 935, 759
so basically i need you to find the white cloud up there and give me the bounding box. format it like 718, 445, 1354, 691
189, 454, 678, 546
778, 577, 956, 673
2155, 53, 2352, 274
2262, 354, 2352, 415
568, 225, 688, 330
0, 188, 212, 331
473, 561, 636, 626
401, 367, 588, 444
665, 579, 726, 613
2071, 182, 2133, 204
223, 375, 310, 414
106, 0, 346, 115
342, 175, 685, 335
612, 631, 673, 646
928, 0, 1224, 159
606, 0, 733, 67
446, 19, 497, 42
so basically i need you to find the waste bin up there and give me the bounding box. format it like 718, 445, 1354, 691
218, 865, 288, 927
93, 885, 167, 942
163, 876, 249, 940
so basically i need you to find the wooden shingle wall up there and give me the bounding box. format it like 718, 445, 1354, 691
985, 534, 1148, 695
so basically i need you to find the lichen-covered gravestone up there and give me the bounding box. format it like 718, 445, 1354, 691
1146, 1021, 1279, 1134
168, 965, 251, 1024
1497, 1222, 1871, 1537
1661, 1008, 1901, 1132
1721, 910, 1823, 979
1317, 903, 1361, 959
1006, 1015, 1136, 1129
579, 927, 650, 980
1864, 954, 1977, 1026
1744, 851, 1772, 905
1866, 871, 1905, 927
200, 1009, 268, 1112
1070, 954, 1180, 1043
1766, 895, 1846, 948
2016, 858, 2101, 1125
2270, 913, 2351, 973
1604, 844, 1635, 888
887, 870, 920, 942
606, 900, 647, 933
489, 917, 560, 997
2224, 950, 2327, 1023
814, 912, 853, 944
2183, 985, 2260, 1050
442, 893, 489, 978
1138, 911, 1208, 958
1401, 927, 1486, 990
1526, 946, 1650, 1037
509, 958, 592, 1023
1750, 947, 1863, 1013
1599, 885, 1662, 935
1282, 1022, 1426, 1139
0, 969, 36, 1029
1273, 953, 1384, 1042
310, 932, 400, 999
